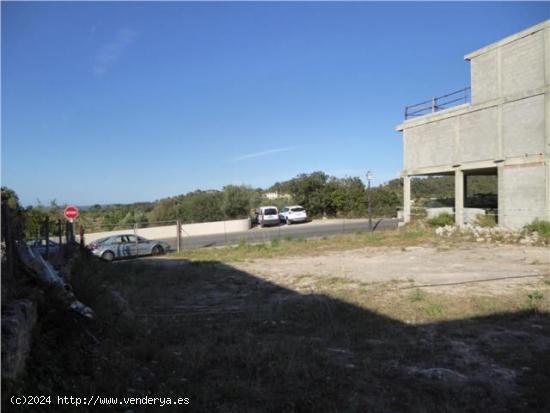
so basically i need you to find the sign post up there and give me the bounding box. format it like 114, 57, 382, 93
64, 205, 79, 244
366, 171, 374, 232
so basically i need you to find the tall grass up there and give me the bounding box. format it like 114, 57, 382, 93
523, 219, 550, 239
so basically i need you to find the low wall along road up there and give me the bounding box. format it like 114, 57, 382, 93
82, 218, 252, 244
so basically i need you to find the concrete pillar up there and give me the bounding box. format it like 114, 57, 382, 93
403, 176, 411, 223
497, 165, 505, 227
464, 174, 469, 208
455, 170, 464, 226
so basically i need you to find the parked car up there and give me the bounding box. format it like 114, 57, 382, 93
279, 205, 308, 224
26, 239, 60, 257
255, 206, 280, 227
88, 234, 171, 261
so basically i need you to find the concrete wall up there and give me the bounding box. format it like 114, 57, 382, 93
502, 94, 546, 158
404, 118, 455, 169
500, 163, 548, 229
402, 94, 545, 170
83, 218, 251, 244
458, 107, 499, 163
469, 22, 546, 105
426, 207, 454, 219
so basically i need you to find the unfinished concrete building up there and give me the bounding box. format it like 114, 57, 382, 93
396, 20, 550, 229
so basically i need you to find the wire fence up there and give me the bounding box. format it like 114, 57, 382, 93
20, 206, 549, 258
77, 216, 400, 252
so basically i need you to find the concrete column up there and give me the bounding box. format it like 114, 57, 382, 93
545, 26, 550, 222
455, 170, 464, 226
464, 174, 469, 208
403, 176, 411, 223
497, 165, 505, 227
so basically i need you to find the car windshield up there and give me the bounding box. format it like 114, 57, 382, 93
291, 207, 304, 212
264, 208, 277, 215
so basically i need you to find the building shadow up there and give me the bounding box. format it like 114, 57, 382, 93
6, 256, 550, 413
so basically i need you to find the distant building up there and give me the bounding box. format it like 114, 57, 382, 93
264, 192, 292, 200
396, 20, 550, 229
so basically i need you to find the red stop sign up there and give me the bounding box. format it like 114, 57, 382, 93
64, 205, 80, 220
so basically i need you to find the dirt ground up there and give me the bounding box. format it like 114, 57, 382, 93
231, 243, 550, 296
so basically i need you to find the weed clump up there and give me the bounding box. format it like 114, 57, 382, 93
523, 219, 550, 240
527, 290, 544, 309
410, 289, 425, 302
427, 213, 455, 227
475, 213, 497, 228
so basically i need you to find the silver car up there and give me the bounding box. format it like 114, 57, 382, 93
88, 234, 171, 261
26, 239, 60, 257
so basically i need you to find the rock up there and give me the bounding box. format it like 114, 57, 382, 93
1, 299, 37, 381
108, 289, 134, 320
404, 246, 423, 252
410, 367, 468, 383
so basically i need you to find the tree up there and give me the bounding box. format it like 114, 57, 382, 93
1, 187, 25, 240
177, 191, 224, 223
222, 185, 260, 219
287, 171, 330, 216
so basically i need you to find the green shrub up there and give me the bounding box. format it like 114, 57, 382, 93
527, 290, 544, 309
523, 219, 550, 238
425, 303, 445, 317
426, 213, 455, 227
410, 289, 425, 302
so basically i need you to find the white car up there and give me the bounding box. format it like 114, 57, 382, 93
279, 205, 308, 225
256, 206, 280, 227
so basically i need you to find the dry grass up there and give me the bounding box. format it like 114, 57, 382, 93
169, 226, 438, 262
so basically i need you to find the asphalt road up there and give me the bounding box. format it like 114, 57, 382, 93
163, 218, 400, 250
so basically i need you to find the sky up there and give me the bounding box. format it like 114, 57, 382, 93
2, 1, 549, 206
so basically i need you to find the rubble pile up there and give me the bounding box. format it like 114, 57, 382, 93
435, 224, 544, 245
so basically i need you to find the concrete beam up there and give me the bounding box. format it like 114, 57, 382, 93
402, 154, 545, 177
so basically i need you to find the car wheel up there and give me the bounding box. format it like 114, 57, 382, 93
152, 245, 164, 256
287, 218, 292, 225
102, 251, 115, 262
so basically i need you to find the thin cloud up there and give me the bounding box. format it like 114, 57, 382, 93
230, 147, 296, 162
93, 28, 138, 75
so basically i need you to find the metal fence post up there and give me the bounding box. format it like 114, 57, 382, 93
2, 204, 14, 279
44, 216, 50, 258
57, 220, 62, 251
176, 219, 181, 253
79, 225, 85, 248
134, 223, 138, 253
224, 220, 227, 245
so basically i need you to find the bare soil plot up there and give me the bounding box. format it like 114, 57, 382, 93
232, 243, 550, 296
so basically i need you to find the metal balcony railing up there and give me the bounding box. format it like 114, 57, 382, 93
404, 87, 471, 120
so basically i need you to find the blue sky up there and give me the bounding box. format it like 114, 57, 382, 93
2, 2, 548, 206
